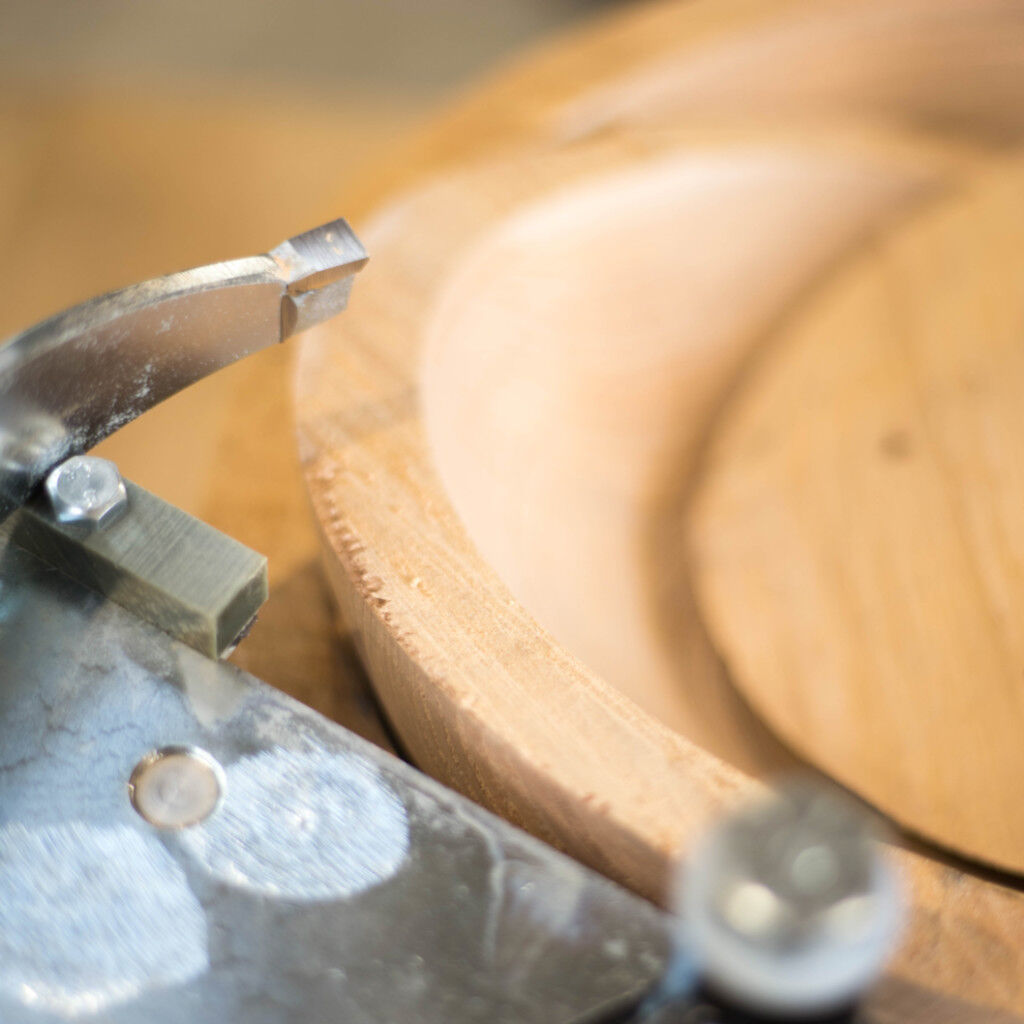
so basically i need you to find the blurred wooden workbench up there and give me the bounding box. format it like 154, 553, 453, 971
0, 82, 422, 749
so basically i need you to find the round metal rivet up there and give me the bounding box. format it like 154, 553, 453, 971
129, 747, 224, 829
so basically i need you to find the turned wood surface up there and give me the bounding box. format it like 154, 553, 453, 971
689, 156, 1024, 874
298, 0, 1024, 1012
419, 127, 968, 778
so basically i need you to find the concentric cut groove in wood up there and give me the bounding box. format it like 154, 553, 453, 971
689, 157, 1024, 877
419, 134, 951, 777
296, 128, 1024, 1014
297, 134, 768, 900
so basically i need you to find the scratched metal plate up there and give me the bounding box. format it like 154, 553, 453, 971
0, 533, 672, 1024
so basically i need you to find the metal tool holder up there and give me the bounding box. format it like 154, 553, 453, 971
0, 221, 899, 1023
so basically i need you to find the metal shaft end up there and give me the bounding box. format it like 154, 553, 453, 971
680, 780, 903, 1018
271, 218, 369, 339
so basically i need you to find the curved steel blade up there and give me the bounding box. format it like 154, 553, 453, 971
0, 219, 367, 519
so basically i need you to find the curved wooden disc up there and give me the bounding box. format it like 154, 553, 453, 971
420, 133, 949, 776
689, 156, 1024, 873
296, 130, 1024, 1013
298, 0, 1024, 1012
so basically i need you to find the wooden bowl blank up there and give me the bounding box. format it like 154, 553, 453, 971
295, 129, 1024, 1013
296, 0, 1024, 1013
689, 156, 1024, 874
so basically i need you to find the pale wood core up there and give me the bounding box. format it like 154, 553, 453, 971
689, 157, 1024, 874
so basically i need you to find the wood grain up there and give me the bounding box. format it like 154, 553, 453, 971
296, 133, 1024, 1013
688, 156, 1024, 874
419, 129, 960, 776
298, 0, 1024, 1013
